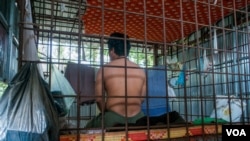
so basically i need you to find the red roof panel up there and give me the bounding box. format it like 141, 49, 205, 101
82, 0, 248, 42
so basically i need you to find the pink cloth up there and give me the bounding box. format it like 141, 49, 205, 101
64, 62, 95, 104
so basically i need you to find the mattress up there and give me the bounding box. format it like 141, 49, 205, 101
60, 124, 222, 141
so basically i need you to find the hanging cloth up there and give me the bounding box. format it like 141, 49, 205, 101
141, 66, 171, 116
64, 62, 95, 104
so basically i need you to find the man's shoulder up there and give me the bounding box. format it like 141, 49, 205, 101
103, 59, 142, 69
104, 61, 118, 67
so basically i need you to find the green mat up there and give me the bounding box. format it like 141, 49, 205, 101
192, 117, 228, 125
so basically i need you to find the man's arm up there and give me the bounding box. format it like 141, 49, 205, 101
95, 68, 105, 112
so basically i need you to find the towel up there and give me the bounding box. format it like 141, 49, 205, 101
142, 66, 171, 116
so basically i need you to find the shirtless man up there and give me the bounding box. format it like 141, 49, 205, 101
85, 32, 146, 128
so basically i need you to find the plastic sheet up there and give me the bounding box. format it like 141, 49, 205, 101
49, 65, 76, 117
0, 62, 59, 141
22, 0, 39, 61
168, 85, 177, 102
210, 95, 246, 122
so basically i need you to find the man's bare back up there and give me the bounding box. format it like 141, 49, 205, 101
95, 58, 146, 117
85, 32, 146, 128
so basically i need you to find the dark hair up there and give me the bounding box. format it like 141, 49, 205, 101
107, 32, 131, 56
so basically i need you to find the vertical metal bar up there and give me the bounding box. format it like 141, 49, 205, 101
234, 0, 246, 125
161, 0, 169, 139
208, 0, 215, 122
76, 0, 82, 139
100, 0, 105, 140
7, 0, 15, 79
142, 0, 150, 140
243, 0, 250, 123
182, 0, 191, 140
48, 0, 55, 99
18, 0, 25, 69
122, 1, 129, 140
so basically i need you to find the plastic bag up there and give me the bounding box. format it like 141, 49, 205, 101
0, 62, 59, 141
48, 65, 76, 116
213, 28, 218, 54
175, 64, 186, 86
199, 50, 212, 77
168, 85, 177, 102
210, 95, 246, 122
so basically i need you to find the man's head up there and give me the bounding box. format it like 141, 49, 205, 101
107, 32, 131, 58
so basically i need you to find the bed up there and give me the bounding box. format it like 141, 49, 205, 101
60, 124, 222, 141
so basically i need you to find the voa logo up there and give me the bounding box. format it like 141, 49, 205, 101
226, 129, 246, 136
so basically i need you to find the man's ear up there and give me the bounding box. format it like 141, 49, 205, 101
109, 48, 115, 59
110, 48, 115, 55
